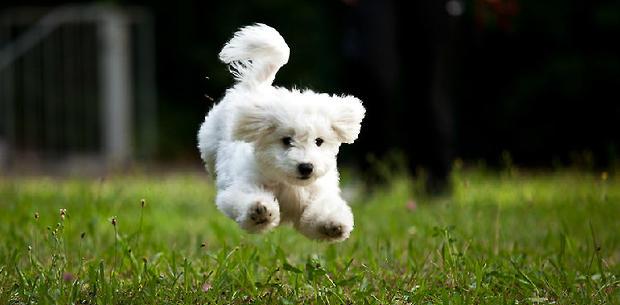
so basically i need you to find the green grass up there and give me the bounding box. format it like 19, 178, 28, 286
0, 168, 618, 304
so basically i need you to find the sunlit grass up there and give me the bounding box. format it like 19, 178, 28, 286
0, 169, 618, 304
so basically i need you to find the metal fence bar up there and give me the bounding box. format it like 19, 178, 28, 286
99, 9, 132, 164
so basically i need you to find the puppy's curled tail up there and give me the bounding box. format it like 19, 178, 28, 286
219, 24, 290, 88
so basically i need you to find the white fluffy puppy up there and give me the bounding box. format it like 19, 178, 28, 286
197, 24, 365, 242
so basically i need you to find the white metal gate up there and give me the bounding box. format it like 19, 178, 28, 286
0, 5, 157, 171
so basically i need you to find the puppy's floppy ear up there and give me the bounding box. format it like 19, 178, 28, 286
232, 102, 276, 142
330, 95, 366, 143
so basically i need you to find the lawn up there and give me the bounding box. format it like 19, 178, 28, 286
0, 167, 618, 304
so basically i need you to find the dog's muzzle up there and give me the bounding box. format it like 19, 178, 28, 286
297, 163, 314, 180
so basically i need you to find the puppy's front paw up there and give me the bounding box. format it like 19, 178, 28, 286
319, 221, 345, 238
318, 220, 352, 242
249, 202, 272, 225
297, 201, 354, 242
238, 199, 280, 233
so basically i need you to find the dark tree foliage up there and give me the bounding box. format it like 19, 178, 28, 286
2, 0, 619, 171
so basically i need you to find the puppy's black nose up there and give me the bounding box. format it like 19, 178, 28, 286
297, 163, 314, 177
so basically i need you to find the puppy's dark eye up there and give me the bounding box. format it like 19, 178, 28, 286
282, 137, 293, 147
315, 138, 324, 147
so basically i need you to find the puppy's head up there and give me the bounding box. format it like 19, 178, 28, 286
232, 89, 365, 186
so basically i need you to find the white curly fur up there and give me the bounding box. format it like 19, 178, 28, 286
198, 24, 365, 242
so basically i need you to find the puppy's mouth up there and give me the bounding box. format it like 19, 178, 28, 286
297, 176, 311, 180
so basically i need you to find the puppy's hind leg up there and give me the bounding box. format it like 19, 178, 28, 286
216, 184, 280, 233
